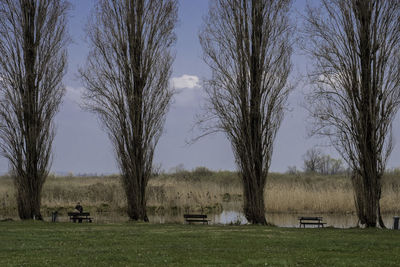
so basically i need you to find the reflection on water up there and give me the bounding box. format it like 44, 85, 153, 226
82, 210, 398, 229
212, 210, 248, 225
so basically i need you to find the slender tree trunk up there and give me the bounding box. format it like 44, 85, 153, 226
242, 173, 266, 224
125, 176, 148, 221
356, 0, 385, 228
361, 172, 384, 228
16, 182, 43, 220
352, 170, 385, 228
352, 172, 366, 225
19, 0, 43, 220
243, 0, 267, 225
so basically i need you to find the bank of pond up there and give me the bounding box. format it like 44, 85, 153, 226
3, 209, 399, 229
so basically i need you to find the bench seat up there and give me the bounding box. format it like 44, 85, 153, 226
184, 214, 210, 224
300, 222, 326, 225
298, 216, 325, 228
68, 212, 92, 223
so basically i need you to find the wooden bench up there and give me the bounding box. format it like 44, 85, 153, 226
184, 214, 210, 224
298, 216, 326, 228
68, 212, 92, 223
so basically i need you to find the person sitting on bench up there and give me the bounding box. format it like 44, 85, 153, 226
75, 202, 83, 213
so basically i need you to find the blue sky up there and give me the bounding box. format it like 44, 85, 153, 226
1, 0, 398, 175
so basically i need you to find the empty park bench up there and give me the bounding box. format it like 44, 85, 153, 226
298, 216, 326, 228
184, 214, 210, 224
68, 212, 92, 223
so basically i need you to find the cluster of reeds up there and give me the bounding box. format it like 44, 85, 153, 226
0, 169, 399, 218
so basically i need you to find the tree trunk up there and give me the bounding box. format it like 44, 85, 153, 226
351, 172, 367, 225
242, 173, 266, 225
352, 171, 385, 228
363, 175, 385, 228
16, 183, 43, 220
124, 174, 149, 222
126, 193, 148, 222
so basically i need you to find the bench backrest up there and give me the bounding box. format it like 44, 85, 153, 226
68, 212, 90, 216
298, 217, 322, 220
184, 214, 207, 219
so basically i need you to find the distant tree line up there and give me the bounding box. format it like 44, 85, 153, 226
302, 148, 345, 175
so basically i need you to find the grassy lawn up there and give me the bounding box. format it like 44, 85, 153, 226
0, 221, 399, 266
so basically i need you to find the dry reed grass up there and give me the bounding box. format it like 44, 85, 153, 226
0, 170, 399, 218
265, 175, 354, 213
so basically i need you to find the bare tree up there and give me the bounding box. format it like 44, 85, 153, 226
0, 0, 69, 220
304, 0, 400, 227
320, 156, 344, 175
302, 148, 323, 173
303, 148, 344, 175
199, 0, 293, 224
80, 0, 177, 221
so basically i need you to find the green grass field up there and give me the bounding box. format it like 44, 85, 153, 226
0, 221, 399, 266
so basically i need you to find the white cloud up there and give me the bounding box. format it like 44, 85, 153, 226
170, 74, 200, 90
170, 74, 203, 107
65, 86, 84, 104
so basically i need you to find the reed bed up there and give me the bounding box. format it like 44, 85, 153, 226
0, 169, 399, 218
